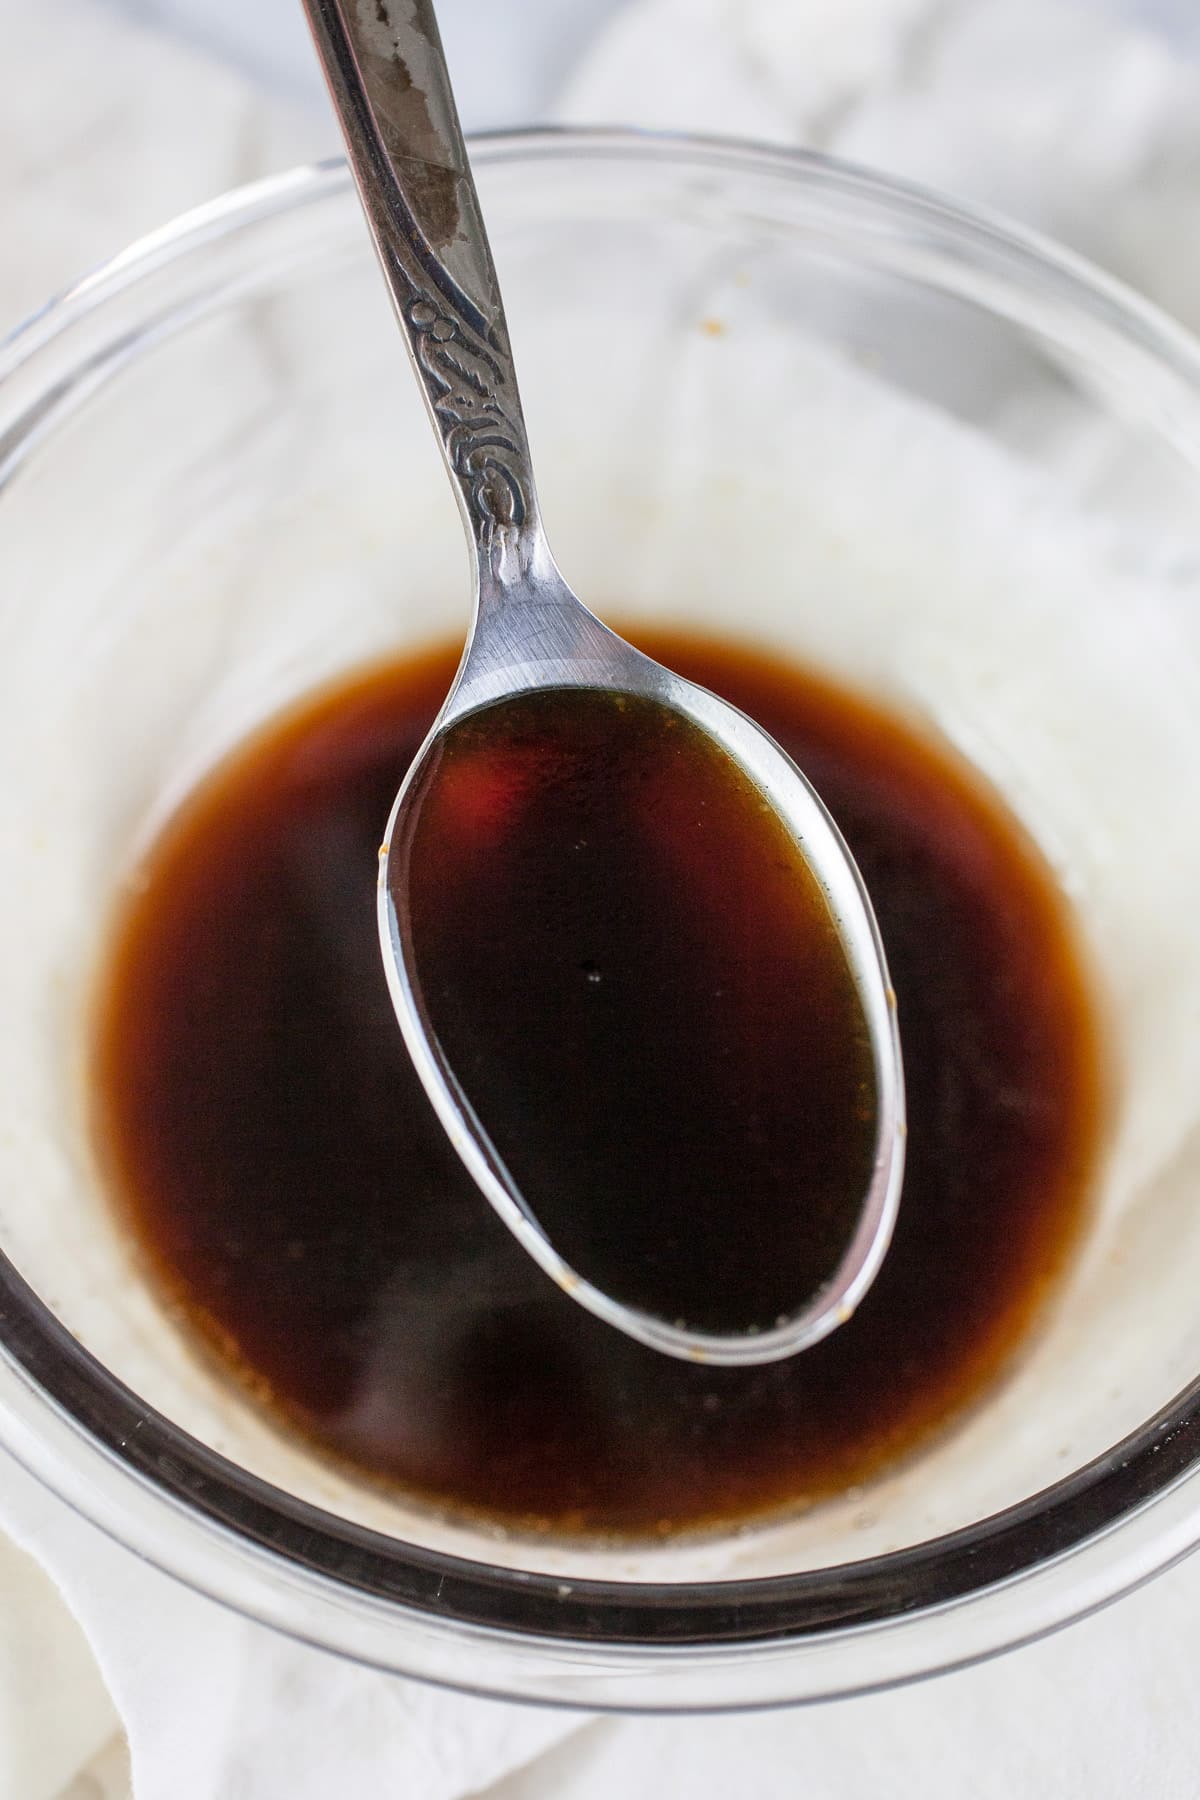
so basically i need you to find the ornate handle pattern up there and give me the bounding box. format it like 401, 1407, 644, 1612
302, 0, 536, 550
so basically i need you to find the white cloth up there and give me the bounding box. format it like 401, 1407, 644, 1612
3, 0, 1200, 1796
0, 1445, 575, 1800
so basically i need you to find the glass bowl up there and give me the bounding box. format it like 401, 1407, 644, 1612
3, 131, 1200, 1712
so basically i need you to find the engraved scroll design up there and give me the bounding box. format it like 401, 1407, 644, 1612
314, 0, 533, 544
397, 269, 531, 542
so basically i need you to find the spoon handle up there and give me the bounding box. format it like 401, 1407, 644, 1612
302, 0, 540, 566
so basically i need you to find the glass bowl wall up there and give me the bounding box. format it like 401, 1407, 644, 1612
2, 135, 1200, 1708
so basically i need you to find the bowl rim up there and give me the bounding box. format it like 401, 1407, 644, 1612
3, 127, 1200, 1711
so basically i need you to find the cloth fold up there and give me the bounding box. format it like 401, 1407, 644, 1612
0, 1446, 581, 1797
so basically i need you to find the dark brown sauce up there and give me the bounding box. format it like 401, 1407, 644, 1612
399, 688, 877, 1337
91, 630, 1105, 1537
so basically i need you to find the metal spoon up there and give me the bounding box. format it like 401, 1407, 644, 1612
302, 0, 905, 1366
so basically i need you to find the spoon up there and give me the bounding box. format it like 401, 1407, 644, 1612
302, 0, 905, 1366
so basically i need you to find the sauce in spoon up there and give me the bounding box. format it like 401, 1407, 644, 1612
400, 687, 878, 1339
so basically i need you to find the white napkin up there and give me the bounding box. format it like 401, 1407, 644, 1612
4, 0, 1200, 1796
0, 1444, 576, 1800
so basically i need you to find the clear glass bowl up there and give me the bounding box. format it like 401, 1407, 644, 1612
3, 131, 1200, 1711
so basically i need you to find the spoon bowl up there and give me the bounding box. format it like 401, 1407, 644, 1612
303, 0, 905, 1362
381, 540, 905, 1364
